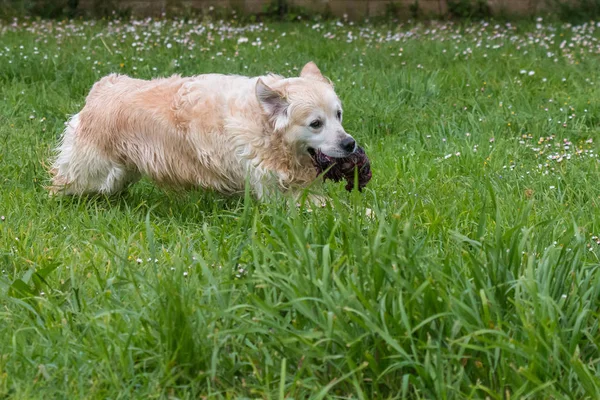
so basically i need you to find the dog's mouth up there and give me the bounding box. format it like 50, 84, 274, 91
307, 146, 372, 192
307, 147, 333, 173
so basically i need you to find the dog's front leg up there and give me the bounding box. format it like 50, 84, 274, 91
290, 191, 329, 209
306, 193, 328, 208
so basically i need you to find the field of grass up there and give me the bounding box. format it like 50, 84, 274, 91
1, 15, 600, 399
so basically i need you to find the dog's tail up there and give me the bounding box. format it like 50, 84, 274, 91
47, 113, 80, 195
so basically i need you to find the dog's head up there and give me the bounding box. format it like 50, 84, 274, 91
256, 62, 356, 158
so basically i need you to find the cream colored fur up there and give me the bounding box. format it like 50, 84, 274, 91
49, 62, 356, 200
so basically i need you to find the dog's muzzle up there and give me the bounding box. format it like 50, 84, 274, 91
340, 136, 356, 154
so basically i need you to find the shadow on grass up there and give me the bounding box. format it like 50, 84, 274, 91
47, 179, 249, 225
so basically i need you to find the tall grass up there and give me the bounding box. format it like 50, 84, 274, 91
1, 17, 600, 398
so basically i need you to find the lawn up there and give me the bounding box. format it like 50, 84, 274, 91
1, 15, 600, 399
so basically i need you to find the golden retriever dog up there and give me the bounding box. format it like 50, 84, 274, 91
49, 62, 357, 200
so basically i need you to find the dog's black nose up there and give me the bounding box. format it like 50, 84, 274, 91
341, 137, 356, 153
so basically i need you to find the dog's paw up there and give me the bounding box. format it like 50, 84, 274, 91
47, 173, 69, 197
293, 193, 329, 210
306, 194, 328, 209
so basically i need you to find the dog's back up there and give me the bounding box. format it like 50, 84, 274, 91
51, 73, 261, 194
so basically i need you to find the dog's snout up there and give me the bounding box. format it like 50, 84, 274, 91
341, 137, 356, 153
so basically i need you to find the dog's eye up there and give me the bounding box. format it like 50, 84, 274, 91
309, 119, 323, 129
336, 110, 342, 120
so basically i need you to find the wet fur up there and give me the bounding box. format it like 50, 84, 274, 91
49, 62, 353, 200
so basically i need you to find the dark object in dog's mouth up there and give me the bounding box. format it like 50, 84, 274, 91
308, 146, 372, 192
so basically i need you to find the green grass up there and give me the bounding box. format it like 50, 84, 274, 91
1, 17, 600, 399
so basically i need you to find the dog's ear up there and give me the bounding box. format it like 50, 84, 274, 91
300, 61, 330, 84
256, 79, 289, 122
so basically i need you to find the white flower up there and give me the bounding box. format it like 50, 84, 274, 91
528, 70, 535, 76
